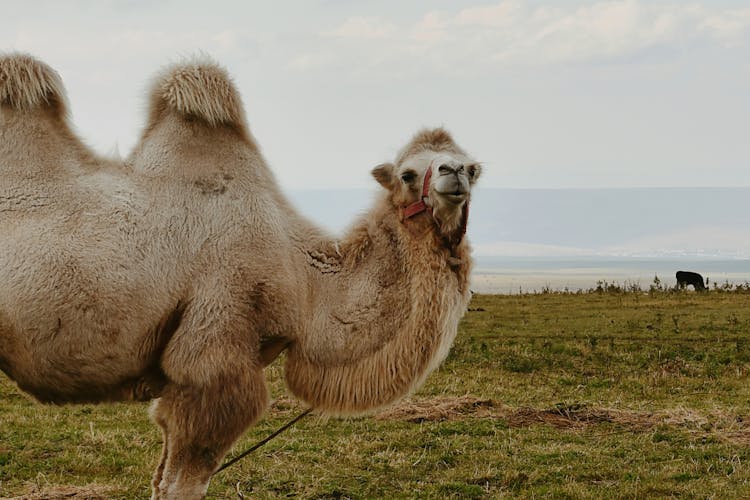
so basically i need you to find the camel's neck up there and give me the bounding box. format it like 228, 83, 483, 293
284, 199, 472, 415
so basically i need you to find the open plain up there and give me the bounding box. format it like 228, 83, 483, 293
2, 288, 750, 498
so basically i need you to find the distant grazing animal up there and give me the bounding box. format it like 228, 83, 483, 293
0, 54, 481, 499
676, 271, 707, 291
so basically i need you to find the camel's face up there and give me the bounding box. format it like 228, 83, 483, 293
424, 152, 479, 207
372, 149, 481, 235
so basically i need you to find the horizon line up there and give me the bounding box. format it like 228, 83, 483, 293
287, 185, 750, 191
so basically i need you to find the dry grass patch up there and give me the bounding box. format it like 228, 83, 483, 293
378, 395, 750, 443
3, 484, 112, 500
375, 395, 497, 422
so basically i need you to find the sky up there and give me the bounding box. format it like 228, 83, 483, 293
3, 0, 750, 190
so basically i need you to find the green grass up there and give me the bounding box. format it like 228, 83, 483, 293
2, 289, 750, 498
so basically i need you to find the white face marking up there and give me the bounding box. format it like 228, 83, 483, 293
429, 153, 475, 207
395, 150, 480, 233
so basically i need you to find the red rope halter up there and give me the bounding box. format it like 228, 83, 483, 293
402, 164, 433, 219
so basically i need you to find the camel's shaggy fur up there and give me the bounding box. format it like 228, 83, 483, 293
0, 54, 481, 499
0, 53, 68, 115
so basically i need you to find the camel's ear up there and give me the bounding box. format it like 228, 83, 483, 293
467, 163, 482, 184
371, 163, 395, 189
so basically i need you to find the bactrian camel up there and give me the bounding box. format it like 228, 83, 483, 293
0, 54, 482, 499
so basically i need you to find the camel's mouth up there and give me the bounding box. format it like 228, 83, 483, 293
435, 190, 468, 205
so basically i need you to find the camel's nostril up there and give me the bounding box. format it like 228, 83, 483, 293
438, 164, 453, 175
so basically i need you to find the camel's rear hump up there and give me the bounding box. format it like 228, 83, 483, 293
130, 57, 265, 180
145, 58, 248, 135
0, 53, 68, 119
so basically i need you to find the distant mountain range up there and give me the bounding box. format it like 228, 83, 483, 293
288, 187, 750, 259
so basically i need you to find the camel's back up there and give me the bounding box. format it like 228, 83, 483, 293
0, 54, 128, 262
0, 54, 145, 266
0, 56, 304, 401
0, 56, 195, 398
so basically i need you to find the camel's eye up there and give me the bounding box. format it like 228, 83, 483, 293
400, 171, 417, 184
467, 165, 477, 178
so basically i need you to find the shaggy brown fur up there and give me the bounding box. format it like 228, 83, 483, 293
0, 53, 68, 116
0, 54, 481, 499
140, 59, 250, 143
394, 127, 467, 166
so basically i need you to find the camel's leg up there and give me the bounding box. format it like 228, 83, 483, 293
150, 405, 171, 500
146, 278, 270, 499
152, 370, 268, 499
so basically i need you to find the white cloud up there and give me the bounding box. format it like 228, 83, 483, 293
3, 0, 749, 191
700, 8, 750, 46
287, 51, 335, 71
324, 16, 397, 39
456, 0, 523, 28
211, 30, 238, 51
315, 1, 750, 72
410, 12, 451, 43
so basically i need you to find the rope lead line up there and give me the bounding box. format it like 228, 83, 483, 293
214, 407, 313, 476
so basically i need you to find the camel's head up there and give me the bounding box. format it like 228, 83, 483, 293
372, 128, 481, 241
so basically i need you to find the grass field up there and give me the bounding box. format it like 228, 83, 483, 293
2, 288, 750, 498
